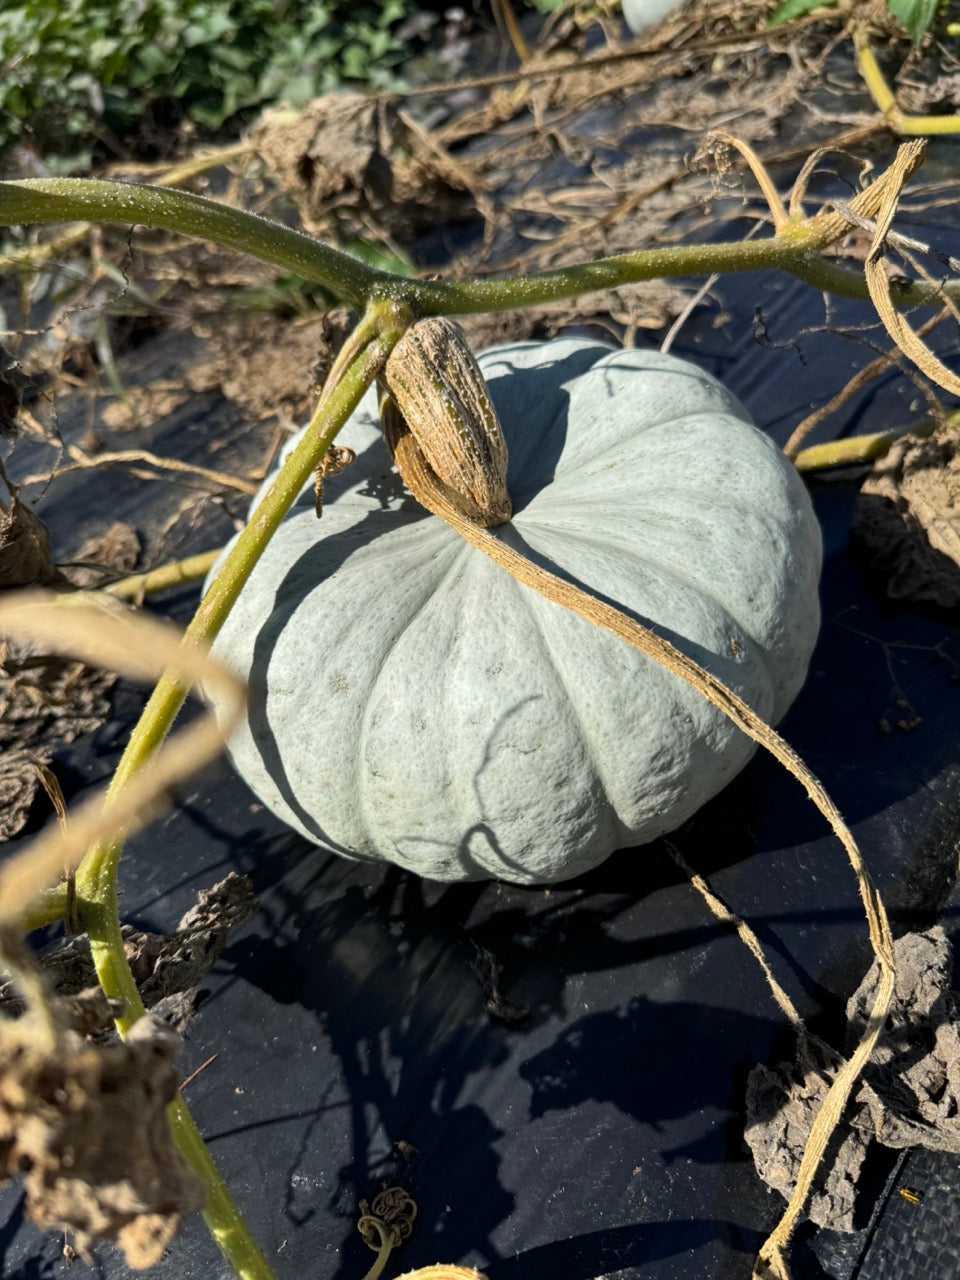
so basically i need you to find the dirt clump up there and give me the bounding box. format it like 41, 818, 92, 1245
746, 927, 960, 1231
852, 426, 960, 608
0, 1012, 205, 1267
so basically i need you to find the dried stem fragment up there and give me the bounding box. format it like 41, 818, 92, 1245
381, 319, 511, 528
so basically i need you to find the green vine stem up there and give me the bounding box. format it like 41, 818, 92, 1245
0, 146, 250, 271
105, 548, 222, 600
0, 178, 379, 305
73, 308, 406, 1012
0, 159, 956, 317
167, 1095, 278, 1280
853, 22, 960, 136
63, 303, 407, 1280
792, 416, 940, 471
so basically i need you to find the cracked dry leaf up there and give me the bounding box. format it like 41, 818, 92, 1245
852, 427, 960, 608
0, 1013, 205, 1267
0, 635, 116, 841
0, 489, 63, 589
0, 873, 259, 1036
0, 748, 48, 841
251, 94, 471, 240
846, 927, 960, 1153
0, 641, 115, 748
745, 1034, 866, 1232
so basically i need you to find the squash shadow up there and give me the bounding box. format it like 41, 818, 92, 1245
88, 752, 922, 1280
216, 841, 800, 1278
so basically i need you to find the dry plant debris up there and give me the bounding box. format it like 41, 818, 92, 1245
853, 425, 960, 607
0, 455, 63, 591
745, 927, 960, 1232
0, 752, 50, 844
188, 307, 357, 423
250, 94, 474, 241
61, 520, 141, 589
0, 1011, 205, 1267
0, 873, 258, 1036
0, 637, 117, 840
98, 383, 195, 435
0, 521, 141, 840
0, 491, 62, 589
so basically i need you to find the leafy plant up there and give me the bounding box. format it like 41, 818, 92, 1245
0, 0, 417, 160
888, 0, 941, 42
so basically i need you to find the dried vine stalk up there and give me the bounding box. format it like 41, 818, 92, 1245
380, 318, 896, 1280
864, 149, 960, 397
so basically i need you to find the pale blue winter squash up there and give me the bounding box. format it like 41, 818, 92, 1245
206, 337, 822, 883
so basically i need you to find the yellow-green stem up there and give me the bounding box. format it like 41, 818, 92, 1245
2, 174, 958, 318
75, 311, 403, 1010
358, 1220, 399, 1280
106, 549, 222, 600
793, 418, 939, 471
69, 304, 407, 1280
168, 1095, 277, 1280
854, 25, 960, 136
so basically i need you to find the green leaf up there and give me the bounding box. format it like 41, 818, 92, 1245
86, 35, 120, 63
886, 0, 939, 44
3, 84, 28, 117
767, 0, 836, 25
209, 42, 257, 70
341, 42, 371, 78
0, 0, 432, 159
132, 43, 170, 78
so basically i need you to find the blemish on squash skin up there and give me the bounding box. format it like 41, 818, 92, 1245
331, 672, 350, 693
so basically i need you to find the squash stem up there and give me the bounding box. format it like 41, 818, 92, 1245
105, 548, 223, 600
792, 417, 941, 471
74, 317, 400, 976
852, 22, 960, 136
